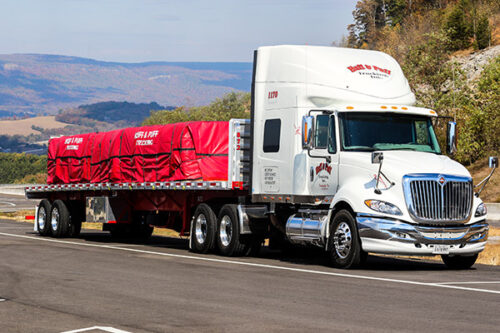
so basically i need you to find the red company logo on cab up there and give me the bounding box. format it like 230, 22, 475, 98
347, 64, 391, 76
316, 162, 332, 175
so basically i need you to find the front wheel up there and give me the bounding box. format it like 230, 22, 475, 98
327, 209, 362, 268
441, 254, 478, 269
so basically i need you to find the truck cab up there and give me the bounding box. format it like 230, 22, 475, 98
251, 45, 491, 268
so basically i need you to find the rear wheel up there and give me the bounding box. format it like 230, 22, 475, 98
216, 204, 248, 256
190, 204, 216, 253
327, 209, 362, 268
441, 254, 478, 269
50, 200, 71, 238
37, 199, 52, 236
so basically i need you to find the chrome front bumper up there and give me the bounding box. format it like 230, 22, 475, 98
357, 215, 488, 255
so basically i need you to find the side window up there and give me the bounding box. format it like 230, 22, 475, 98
263, 119, 281, 153
415, 120, 429, 145
328, 116, 337, 154
315, 115, 329, 148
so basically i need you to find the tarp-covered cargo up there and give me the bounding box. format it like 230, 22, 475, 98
47, 121, 229, 184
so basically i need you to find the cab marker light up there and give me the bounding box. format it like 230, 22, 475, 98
381, 106, 388, 109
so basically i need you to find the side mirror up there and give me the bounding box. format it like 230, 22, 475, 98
489, 156, 498, 169
371, 152, 383, 164
302, 116, 314, 149
446, 121, 457, 155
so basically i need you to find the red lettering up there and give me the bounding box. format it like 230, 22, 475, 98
268, 91, 279, 99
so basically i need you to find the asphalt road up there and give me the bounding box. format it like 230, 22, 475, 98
0, 193, 37, 213
1, 220, 500, 333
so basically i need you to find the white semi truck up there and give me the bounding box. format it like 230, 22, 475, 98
26, 45, 496, 269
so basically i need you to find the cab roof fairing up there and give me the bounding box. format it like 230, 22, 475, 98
255, 45, 416, 106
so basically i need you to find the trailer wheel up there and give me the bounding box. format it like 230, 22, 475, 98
37, 199, 52, 236
50, 200, 71, 238
216, 204, 248, 256
441, 254, 478, 269
327, 209, 362, 268
190, 203, 216, 253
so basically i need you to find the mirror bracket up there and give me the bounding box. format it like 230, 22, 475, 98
475, 156, 498, 197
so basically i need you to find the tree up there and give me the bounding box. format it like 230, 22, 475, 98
143, 92, 250, 125
444, 4, 472, 50
348, 0, 387, 48
474, 15, 491, 49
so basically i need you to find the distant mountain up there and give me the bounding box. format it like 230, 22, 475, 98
0, 54, 252, 115
56, 101, 175, 127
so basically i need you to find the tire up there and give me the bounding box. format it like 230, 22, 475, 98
50, 200, 71, 238
327, 209, 362, 268
37, 199, 52, 236
441, 254, 478, 269
190, 203, 216, 254
216, 204, 248, 256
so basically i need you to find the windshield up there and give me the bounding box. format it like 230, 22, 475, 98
339, 112, 441, 153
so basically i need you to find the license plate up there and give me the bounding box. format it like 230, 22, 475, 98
433, 245, 450, 254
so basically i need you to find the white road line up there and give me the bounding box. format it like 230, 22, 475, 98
434, 281, 500, 285
61, 326, 131, 333
0, 201, 16, 207
1, 231, 499, 295
0, 298, 5, 302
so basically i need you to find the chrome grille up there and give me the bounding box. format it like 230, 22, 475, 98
403, 174, 473, 223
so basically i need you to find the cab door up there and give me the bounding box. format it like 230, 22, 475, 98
308, 114, 339, 196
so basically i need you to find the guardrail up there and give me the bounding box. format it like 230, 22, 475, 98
0, 184, 40, 196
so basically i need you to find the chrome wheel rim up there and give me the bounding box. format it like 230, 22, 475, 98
219, 215, 232, 247
51, 207, 59, 231
38, 207, 46, 230
334, 222, 352, 259
195, 214, 207, 244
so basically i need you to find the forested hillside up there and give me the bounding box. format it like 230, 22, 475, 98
0, 153, 46, 184
344, 0, 500, 200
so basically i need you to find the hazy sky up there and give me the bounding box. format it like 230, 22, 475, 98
0, 0, 358, 62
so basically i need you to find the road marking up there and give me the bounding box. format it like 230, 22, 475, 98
1, 231, 499, 295
0, 201, 16, 207
61, 326, 131, 333
434, 281, 500, 285
0, 298, 5, 302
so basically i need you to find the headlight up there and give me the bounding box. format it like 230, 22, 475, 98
364, 200, 402, 216
475, 203, 487, 217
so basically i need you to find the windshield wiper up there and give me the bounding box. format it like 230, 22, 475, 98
379, 147, 417, 151
345, 147, 376, 152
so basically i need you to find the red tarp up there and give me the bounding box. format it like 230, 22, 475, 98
47, 121, 229, 184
